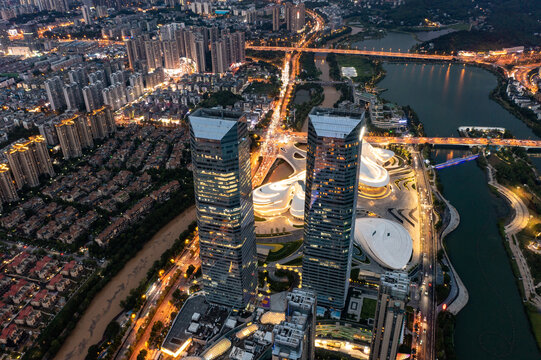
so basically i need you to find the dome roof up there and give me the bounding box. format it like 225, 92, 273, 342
354, 217, 412, 269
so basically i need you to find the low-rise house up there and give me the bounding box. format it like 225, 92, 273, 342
15, 305, 41, 327
1, 209, 25, 229
123, 197, 155, 223
47, 274, 70, 292
61, 260, 83, 278
0, 323, 23, 345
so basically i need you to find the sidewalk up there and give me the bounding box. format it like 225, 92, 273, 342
435, 190, 469, 315
487, 165, 541, 309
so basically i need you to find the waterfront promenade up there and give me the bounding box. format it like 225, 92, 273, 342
487, 165, 541, 309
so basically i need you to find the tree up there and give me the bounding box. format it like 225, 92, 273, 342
186, 265, 196, 277
137, 349, 147, 360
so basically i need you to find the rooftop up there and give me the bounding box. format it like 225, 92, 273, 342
309, 107, 365, 139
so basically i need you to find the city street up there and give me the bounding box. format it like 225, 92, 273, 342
114, 238, 200, 360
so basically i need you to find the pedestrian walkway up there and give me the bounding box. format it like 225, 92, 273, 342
436, 191, 469, 315
487, 165, 541, 309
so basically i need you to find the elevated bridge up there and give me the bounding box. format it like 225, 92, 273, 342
247, 45, 455, 61
433, 154, 480, 170
285, 132, 541, 149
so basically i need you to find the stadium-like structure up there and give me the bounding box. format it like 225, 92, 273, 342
353, 217, 412, 269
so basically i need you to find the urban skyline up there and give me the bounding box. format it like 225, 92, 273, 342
0, 0, 540, 360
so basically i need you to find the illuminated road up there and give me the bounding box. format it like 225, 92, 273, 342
114, 237, 200, 360
286, 132, 541, 148
252, 8, 324, 188
247, 45, 456, 61
411, 150, 436, 360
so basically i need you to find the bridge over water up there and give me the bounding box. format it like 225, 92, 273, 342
285, 132, 541, 150
247, 45, 455, 61
433, 154, 480, 170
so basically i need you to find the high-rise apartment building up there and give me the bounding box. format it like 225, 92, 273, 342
188, 108, 258, 308
45, 76, 66, 112
55, 117, 83, 159
82, 5, 93, 24
82, 82, 104, 112
145, 39, 163, 71
162, 39, 180, 69
302, 108, 365, 309
88, 106, 116, 140
193, 36, 206, 73
74, 116, 94, 149
210, 39, 227, 74
5, 136, 54, 189
370, 271, 410, 360
210, 31, 245, 74
0, 164, 19, 203
286, 2, 305, 33
68, 67, 88, 86
272, 289, 317, 360
272, 5, 281, 31
63, 82, 84, 111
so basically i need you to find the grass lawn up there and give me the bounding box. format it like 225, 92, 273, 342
266, 240, 303, 262
335, 55, 378, 83
360, 298, 377, 320
257, 243, 283, 252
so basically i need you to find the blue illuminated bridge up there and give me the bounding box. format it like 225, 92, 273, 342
433, 154, 480, 170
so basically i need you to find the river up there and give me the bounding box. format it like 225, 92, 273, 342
315, 54, 340, 107
55, 206, 197, 360
358, 31, 541, 359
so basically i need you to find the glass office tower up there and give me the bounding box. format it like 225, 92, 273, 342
302, 108, 365, 309
189, 109, 258, 308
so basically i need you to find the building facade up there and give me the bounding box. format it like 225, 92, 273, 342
272, 288, 317, 360
302, 108, 364, 309
370, 271, 410, 360
189, 108, 258, 308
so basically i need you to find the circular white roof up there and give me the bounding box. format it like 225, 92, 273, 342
354, 217, 412, 270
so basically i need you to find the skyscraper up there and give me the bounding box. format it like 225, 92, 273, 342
45, 76, 66, 112
189, 108, 258, 308
370, 271, 410, 360
302, 108, 365, 309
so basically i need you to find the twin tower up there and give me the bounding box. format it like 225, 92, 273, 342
189, 107, 365, 309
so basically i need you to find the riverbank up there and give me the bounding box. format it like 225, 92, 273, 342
54, 206, 197, 360
488, 67, 541, 139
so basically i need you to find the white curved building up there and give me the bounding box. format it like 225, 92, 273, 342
253, 171, 305, 218
353, 217, 412, 270
253, 143, 395, 217
363, 142, 394, 164
358, 142, 395, 194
